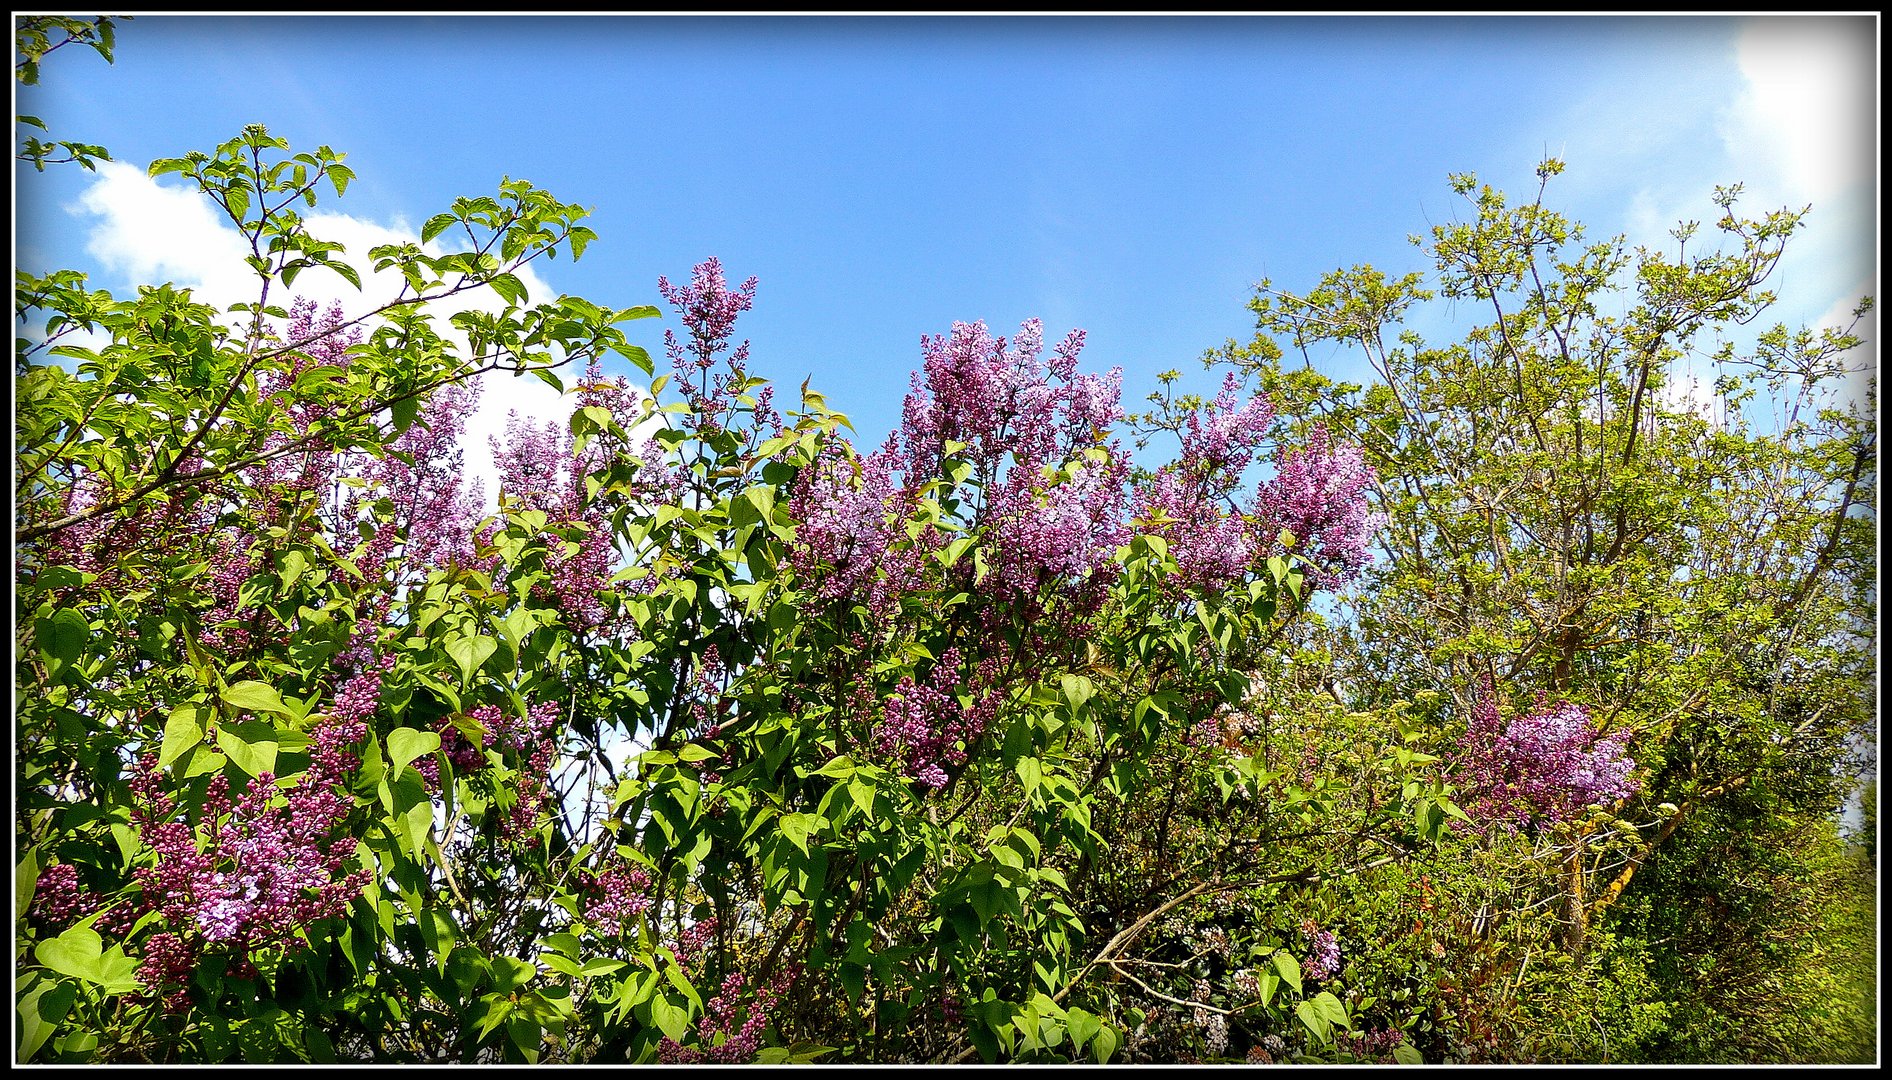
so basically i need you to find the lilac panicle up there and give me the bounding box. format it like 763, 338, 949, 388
1454, 682, 1641, 828
1251, 423, 1384, 587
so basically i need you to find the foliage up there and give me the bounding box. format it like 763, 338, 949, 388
15, 15, 123, 170
14, 25, 1875, 1066
14, 52, 1430, 1064
1206, 157, 1877, 1062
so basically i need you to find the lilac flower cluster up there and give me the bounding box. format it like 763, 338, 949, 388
487, 360, 660, 635
1131, 374, 1276, 593
260, 298, 488, 660
1300, 919, 1341, 982
1336, 1026, 1409, 1061
658, 256, 758, 434
581, 861, 653, 934
897, 319, 1130, 607
784, 439, 918, 618
789, 317, 1131, 621
114, 702, 374, 1011
199, 531, 258, 654
458, 701, 562, 844
1134, 388, 1384, 595
671, 916, 719, 968
1252, 424, 1385, 588
253, 298, 359, 515
1246, 1033, 1290, 1064
873, 648, 1002, 789
30, 862, 97, 925
657, 964, 797, 1064
1455, 684, 1641, 828
415, 713, 486, 789
688, 645, 730, 738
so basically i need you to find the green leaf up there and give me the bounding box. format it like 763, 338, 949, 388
16, 849, 41, 923
1393, 1042, 1424, 1064
1016, 756, 1043, 793
279, 549, 308, 590
34, 926, 139, 994
420, 213, 457, 244
159, 703, 207, 768
939, 536, 977, 569
1091, 1023, 1119, 1063
389, 772, 433, 854
1066, 1007, 1101, 1054
216, 720, 279, 778
780, 812, 814, 855
1312, 990, 1350, 1028
444, 632, 498, 687
1296, 998, 1332, 1043
39, 608, 88, 664
651, 996, 690, 1043
17, 977, 77, 1062
1257, 969, 1279, 1005
1059, 673, 1095, 712
222, 680, 292, 716
390, 395, 419, 434
387, 728, 442, 779
1274, 949, 1303, 995
812, 754, 857, 779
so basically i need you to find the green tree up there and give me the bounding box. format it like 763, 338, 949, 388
1210, 159, 1876, 1061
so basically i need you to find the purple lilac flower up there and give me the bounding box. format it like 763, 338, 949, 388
486, 360, 652, 635
1454, 682, 1642, 828
658, 257, 757, 432
672, 917, 720, 968
872, 648, 1002, 789
583, 862, 654, 933
1252, 423, 1385, 588
1131, 374, 1279, 594
658, 963, 799, 1064
1300, 919, 1342, 982
123, 704, 376, 1010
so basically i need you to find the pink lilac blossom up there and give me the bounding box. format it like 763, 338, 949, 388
322, 300, 485, 667
1131, 375, 1276, 594
1251, 423, 1384, 588
253, 298, 359, 520
1300, 919, 1341, 982
1336, 1026, 1409, 1061
657, 963, 799, 1064
486, 360, 651, 635
872, 647, 1003, 789
657, 257, 757, 434
463, 700, 562, 844
785, 437, 920, 618
121, 699, 375, 1011
416, 715, 487, 789
582, 862, 654, 934
1454, 683, 1641, 829
671, 916, 720, 968
791, 316, 1130, 618
30, 862, 97, 924
689, 645, 729, 737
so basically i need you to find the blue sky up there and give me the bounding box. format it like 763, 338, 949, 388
14, 14, 1878, 482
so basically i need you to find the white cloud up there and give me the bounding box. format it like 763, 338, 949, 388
1721, 17, 1875, 204
78, 160, 254, 305
63, 161, 633, 511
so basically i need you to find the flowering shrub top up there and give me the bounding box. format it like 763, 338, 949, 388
15, 122, 1425, 1066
